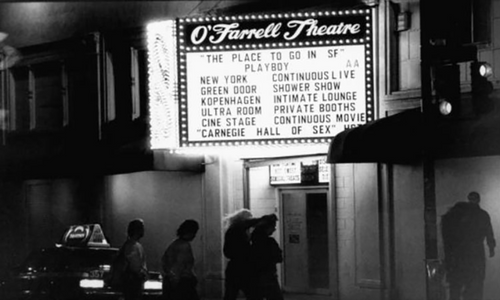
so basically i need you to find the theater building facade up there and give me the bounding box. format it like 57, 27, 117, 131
0, 1, 500, 300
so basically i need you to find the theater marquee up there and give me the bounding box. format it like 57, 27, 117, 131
148, 10, 374, 149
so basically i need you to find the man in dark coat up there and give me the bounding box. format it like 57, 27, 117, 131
442, 192, 496, 300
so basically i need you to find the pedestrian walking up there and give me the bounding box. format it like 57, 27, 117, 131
250, 214, 283, 300
122, 219, 149, 300
161, 219, 200, 300
223, 209, 261, 300
441, 192, 496, 300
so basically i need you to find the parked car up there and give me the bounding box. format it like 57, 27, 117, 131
0, 224, 162, 300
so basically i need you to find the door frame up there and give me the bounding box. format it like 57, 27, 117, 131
243, 156, 339, 299
277, 185, 337, 298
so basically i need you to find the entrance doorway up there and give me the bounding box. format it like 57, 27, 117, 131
280, 188, 331, 297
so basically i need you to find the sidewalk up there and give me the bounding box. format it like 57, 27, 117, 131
282, 293, 332, 300
203, 293, 332, 300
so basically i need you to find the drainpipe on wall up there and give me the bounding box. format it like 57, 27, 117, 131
379, 163, 396, 300
243, 162, 250, 209
420, 1, 442, 300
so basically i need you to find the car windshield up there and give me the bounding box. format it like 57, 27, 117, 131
20, 247, 118, 272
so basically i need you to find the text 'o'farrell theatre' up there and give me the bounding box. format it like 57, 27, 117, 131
147, 10, 374, 149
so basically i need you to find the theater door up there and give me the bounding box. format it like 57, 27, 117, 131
279, 188, 333, 298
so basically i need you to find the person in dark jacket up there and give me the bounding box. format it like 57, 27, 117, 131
250, 214, 283, 300
441, 192, 496, 300
223, 209, 260, 300
122, 219, 148, 300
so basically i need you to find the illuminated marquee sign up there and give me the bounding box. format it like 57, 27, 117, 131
177, 10, 374, 147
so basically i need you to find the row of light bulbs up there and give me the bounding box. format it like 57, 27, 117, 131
178, 9, 372, 24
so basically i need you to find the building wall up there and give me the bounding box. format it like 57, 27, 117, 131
205, 155, 248, 298
378, 0, 422, 118
0, 181, 29, 272
392, 164, 426, 300
222, 156, 247, 214
388, 156, 500, 300
479, 0, 500, 82
436, 156, 500, 300
249, 166, 278, 218
246, 161, 385, 300
335, 163, 385, 300
394, 0, 421, 91
388, 155, 500, 300
0, 1, 235, 48
0, 177, 108, 271
0, 170, 208, 293
4, 3, 500, 300
103, 171, 204, 273
335, 163, 356, 297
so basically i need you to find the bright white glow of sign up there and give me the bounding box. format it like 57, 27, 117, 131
147, 10, 374, 149
270, 162, 301, 184
318, 157, 330, 183
177, 10, 374, 147
147, 20, 179, 149
185, 45, 368, 143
